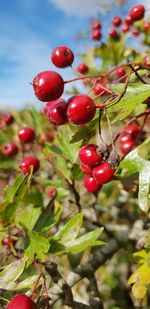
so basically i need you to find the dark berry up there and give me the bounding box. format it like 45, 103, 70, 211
7, 294, 36, 309
2, 237, 16, 246
92, 21, 101, 30
143, 56, 150, 68
79, 144, 101, 166
18, 127, 35, 143
125, 125, 141, 139
130, 5, 145, 21
112, 16, 122, 27
32, 71, 64, 102
45, 99, 68, 126
19, 156, 40, 174
92, 30, 102, 40
116, 68, 126, 78
80, 163, 93, 175
1, 143, 18, 157
120, 140, 136, 155
93, 162, 115, 185
125, 15, 133, 25
51, 46, 74, 68
77, 63, 89, 74
122, 24, 130, 32
109, 28, 118, 38
67, 94, 96, 125
84, 175, 102, 193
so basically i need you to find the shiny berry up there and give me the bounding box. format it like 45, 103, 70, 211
79, 144, 101, 166
93, 163, 115, 185
77, 63, 88, 74
109, 28, 118, 38
19, 156, 40, 174
18, 127, 35, 143
112, 16, 122, 27
119, 133, 133, 143
120, 140, 136, 155
92, 21, 101, 30
143, 56, 150, 68
7, 294, 36, 309
130, 5, 145, 21
122, 24, 130, 32
132, 28, 139, 37
1, 143, 18, 157
67, 94, 96, 125
125, 125, 141, 139
1, 113, 14, 126
143, 22, 150, 33
84, 175, 102, 193
92, 30, 102, 40
51, 46, 74, 68
32, 71, 64, 102
116, 68, 126, 78
45, 99, 68, 126
80, 163, 93, 175
125, 15, 133, 25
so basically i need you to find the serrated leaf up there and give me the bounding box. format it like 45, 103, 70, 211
0, 257, 27, 288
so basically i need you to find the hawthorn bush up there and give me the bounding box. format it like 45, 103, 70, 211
0, 3, 150, 309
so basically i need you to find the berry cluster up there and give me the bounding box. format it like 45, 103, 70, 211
119, 124, 145, 155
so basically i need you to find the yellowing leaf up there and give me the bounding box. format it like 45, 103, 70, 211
132, 283, 147, 299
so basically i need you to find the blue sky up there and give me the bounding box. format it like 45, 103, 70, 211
0, 0, 149, 109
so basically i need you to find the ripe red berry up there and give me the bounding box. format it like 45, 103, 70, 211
125, 15, 133, 25
93, 80, 110, 96
92, 21, 101, 30
45, 99, 68, 126
80, 163, 93, 175
19, 156, 40, 174
1, 143, 18, 157
67, 94, 96, 125
143, 22, 150, 33
77, 63, 89, 74
143, 56, 150, 68
18, 127, 35, 143
120, 140, 136, 155
7, 294, 36, 309
84, 175, 102, 193
47, 187, 57, 198
2, 237, 16, 246
93, 162, 115, 185
132, 28, 139, 37
92, 30, 102, 40
32, 71, 64, 102
1, 113, 14, 126
122, 24, 130, 32
116, 68, 126, 78
125, 125, 141, 139
51, 46, 74, 68
79, 144, 101, 166
119, 133, 133, 143
130, 5, 145, 21
109, 28, 118, 38
112, 16, 122, 27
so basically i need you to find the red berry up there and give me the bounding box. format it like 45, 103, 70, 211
46, 131, 55, 142
51, 46, 74, 68
93, 162, 115, 185
143, 22, 150, 33
80, 163, 93, 175
132, 28, 139, 37
120, 140, 136, 155
19, 156, 40, 174
143, 56, 150, 68
112, 16, 122, 27
130, 5, 145, 21
45, 99, 68, 126
77, 63, 89, 74
2, 238, 16, 246
32, 71, 64, 102
67, 94, 96, 125
1, 143, 18, 157
125, 125, 141, 139
47, 187, 57, 198
7, 294, 36, 309
84, 175, 102, 193
109, 28, 118, 38
1, 113, 14, 126
125, 15, 133, 25
122, 24, 130, 32
92, 30, 102, 40
120, 133, 133, 143
116, 68, 126, 78
93, 81, 110, 96
79, 144, 101, 166
92, 21, 101, 30
18, 127, 35, 143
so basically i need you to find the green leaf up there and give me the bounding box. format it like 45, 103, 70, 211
71, 164, 83, 181
70, 116, 98, 143
5, 175, 26, 203
16, 207, 41, 231
25, 231, 50, 262
108, 84, 150, 122
0, 257, 27, 289
34, 200, 63, 232
14, 275, 43, 290
54, 213, 83, 244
